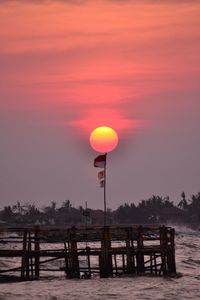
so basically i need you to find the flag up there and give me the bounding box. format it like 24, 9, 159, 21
94, 154, 107, 168
98, 170, 105, 180
100, 180, 105, 188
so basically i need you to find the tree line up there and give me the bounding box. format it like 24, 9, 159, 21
0, 192, 200, 228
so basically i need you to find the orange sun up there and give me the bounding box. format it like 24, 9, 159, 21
89, 126, 119, 153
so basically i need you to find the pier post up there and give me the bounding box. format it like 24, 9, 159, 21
99, 226, 113, 278
34, 226, 40, 279
125, 228, 135, 274
64, 239, 69, 277
159, 226, 167, 275
21, 229, 33, 280
166, 228, 176, 274
21, 229, 27, 280
136, 226, 145, 274
86, 246, 91, 278
66, 227, 80, 279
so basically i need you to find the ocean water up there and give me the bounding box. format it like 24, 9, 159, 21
0, 227, 200, 300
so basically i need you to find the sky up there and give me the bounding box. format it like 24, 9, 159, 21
0, 0, 200, 210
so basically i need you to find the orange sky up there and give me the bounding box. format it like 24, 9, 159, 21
0, 0, 200, 208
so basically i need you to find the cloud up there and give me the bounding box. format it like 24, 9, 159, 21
110, 0, 200, 3
1, 0, 200, 4
0, 0, 85, 4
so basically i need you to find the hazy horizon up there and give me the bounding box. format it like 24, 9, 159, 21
0, 0, 200, 210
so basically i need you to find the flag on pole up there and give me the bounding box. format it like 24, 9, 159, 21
94, 154, 106, 168
98, 170, 105, 180
100, 180, 105, 188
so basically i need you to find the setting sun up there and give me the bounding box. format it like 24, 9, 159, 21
89, 126, 118, 153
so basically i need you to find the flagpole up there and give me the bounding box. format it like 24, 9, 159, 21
94, 153, 107, 226
103, 152, 107, 227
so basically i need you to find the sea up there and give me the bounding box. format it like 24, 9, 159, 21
0, 226, 200, 300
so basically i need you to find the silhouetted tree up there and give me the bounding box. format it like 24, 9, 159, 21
178, 192, 188, 210
0, 206, 13, 221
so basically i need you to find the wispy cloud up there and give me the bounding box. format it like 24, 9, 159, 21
1, 0, 200, 4
0, 0, 85, 5
0, 0, 85, 4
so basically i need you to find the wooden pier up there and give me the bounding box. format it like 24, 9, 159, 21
0, 225, 176, 281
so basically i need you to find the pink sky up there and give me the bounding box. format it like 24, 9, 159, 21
0, 0, 200, 209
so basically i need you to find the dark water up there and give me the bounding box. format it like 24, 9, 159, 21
0, 227, 200, 300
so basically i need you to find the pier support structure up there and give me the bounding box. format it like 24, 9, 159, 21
0, 225, 176, 281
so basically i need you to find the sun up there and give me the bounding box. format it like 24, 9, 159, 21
89, 126, 119, 153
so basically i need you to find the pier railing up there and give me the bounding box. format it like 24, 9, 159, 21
0, 225, 176, 280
